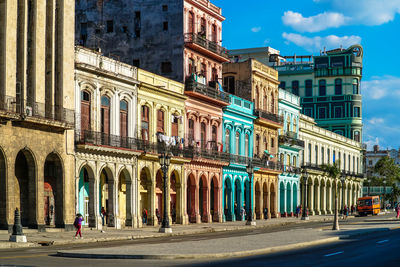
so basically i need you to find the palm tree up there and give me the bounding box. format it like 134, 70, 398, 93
321, 162, 341, 230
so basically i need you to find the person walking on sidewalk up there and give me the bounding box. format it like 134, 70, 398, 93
351, 204, 355, 215
101, 207, 107, 226
396, 204, 400, 219
74, 214, 84, 239
142, 208, 148, 225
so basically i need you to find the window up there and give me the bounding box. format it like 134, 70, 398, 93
327, 149, 330, 163
293, 156, 297, 167
211, 68, 218, 82
161, 62, 172, 73
263, 94, 268, 111
162, 5, 168, 11
292, 80, 299, 96
335, 79, 342, 95
334, 106, 342, 118
263, 136, 268, 152
305, 80, 313, 97
321, 147, 325, 164
212, 125, 217, 150
171, 115, 179, 137
141, 106, 149, 140
188, 12, 194, 33
319, 107, 326, 119
188, 119, 194, 141
271, 137, 275, 148
270, 93, 274, 113
200, 122, 207, 148
235, 132, 240, 155
120, 100, 128, 138
255, 135, 260, 156
279, 81, 286, 89
201, 63, 207, 79
134, 11, 141, 38
304, 108, 313, 117
286, 115, 290, 132
354, 131, 360, 142
200, 18, 206, 35
132, 59, 140, 67
223, 76, 235, 94
163, 21, 168, 31
333, 150, 336, 163
287, 154, 291, 167
353, 79, 359, 94
254, 88, 259, 109
319, 80, 326, 96
225, 129, 230, 153
245, 134, 249, 157
293, 119, 297, 132
106, 20, 114, 33
353, 156, 355, 172
157, 110, 165, 133
80, 91, 91, 131
308, 143, 312, 163
348, 155, 351, 171
315, 145, 318, 165
354, 107, 360, 117
211, 24, 217, 42
101, 96, 110, 135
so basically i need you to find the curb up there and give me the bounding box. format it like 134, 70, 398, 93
57, 236, 341, 260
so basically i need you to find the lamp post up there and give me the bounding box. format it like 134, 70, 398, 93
383, 179, 387, 212
367, 179, 371, 196
340, 173, 346, 218
301, 168, 309, 220
159, 152, 172, 233
246, 161, 256, 226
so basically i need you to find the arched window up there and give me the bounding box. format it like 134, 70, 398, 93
315, 145, 318, 165
293, 118, 297, 133
286, 115, 290, 132
211, 24, 217, 42
270, 93, 274, 113
157, 109, 165, 133
245, 134, 249, 157
321, 147, 325, 164
308, 143, 312, 163
335, 78, 342, 95
319, 80, 326, 96
200, 17, 206, 35
280, 153, 284, 164
263, 92, 268, 111
212, 125, 217, 150
201, 122, 206, 149
141, 105, 150, 140
327, 148, 330, 163
225, 129, 230, 153
286, 154, 291, 167
263, 136, 268, 152
293, 156, 297, 167
188, 12, 194, 33
101, 95, 110, 135
80, 91, 91, 132
188, 119, 194, 141
120, 100, 128, 137
235, 132, 240, 155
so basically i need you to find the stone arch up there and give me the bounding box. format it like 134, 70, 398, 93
199, 174, 208, 222
43, 152, 64, 227
78, 164, 95, 226
223, 176, 233, 221
210, 175, 219, 222
270, 183, 276, 217
0, 147, 7, 228
187, 173, 196, 223
279, 181, 285, 215
170, 170, 181, 224
139, 167, 152, 225
99, 166, 114, 226
320, 179, 326, 214
118, 168, 131, 226
14, 148, 37, 227
263, 182, 269, 219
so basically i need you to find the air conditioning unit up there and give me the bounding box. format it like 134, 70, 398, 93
26, 106, 33, 116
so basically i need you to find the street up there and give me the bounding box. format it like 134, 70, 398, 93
0, 214, 399, 266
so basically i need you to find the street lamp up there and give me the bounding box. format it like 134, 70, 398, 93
383, 179, 387, 212
301, 168, 309, 220
367, 179, 371, 196
159, 152, 172, 233
246, 161, 256, 226
340, 172, 346, 218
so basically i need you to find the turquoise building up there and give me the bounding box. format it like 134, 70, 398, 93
277, 89, 304, 216
222, 94, 255, 221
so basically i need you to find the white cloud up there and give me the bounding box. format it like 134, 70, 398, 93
282, 11, 349, 32
367, 117, 385, 125
283, 0, 400, 32
362, 75, 400, 100
282, 32, 361, 52
364, 137, 381, 150
251, 27, 261, 33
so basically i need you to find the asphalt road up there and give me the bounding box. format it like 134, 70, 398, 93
0, 214, 398, 267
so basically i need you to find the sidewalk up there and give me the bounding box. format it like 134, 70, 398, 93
57, 217, 400, 260
0, 215, 333, 249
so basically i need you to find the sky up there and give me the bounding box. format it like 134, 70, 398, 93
212, 0, 400, 150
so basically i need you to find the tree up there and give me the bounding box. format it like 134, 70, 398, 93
321, 162, 341, 230
374, 156, 400, 206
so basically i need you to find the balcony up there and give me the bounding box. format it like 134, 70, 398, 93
254, 109, 283, 124
184, 33, 229, 61
282, 165, 301, 175
302, 163, 365, 177
185, 78, 230, 104
252, 156, 283, 172
278, 133, 305, 149
0, 95, 75, 127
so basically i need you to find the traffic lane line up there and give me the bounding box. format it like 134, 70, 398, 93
376, 239, 389, 244
324, 251, 344, 257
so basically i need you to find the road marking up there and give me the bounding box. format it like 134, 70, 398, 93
0, 253, 48, 260
324, 251, 344, 257
376, 239, 389, 244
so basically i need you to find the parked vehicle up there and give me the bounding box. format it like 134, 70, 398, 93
357, 196, 380, 216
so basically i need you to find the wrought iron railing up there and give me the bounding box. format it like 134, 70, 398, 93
185, 79, 229, 103
302, 163, 365, 177
0, 95, 74, 126
184, 33, 229, 59
278, 134, 305, 148
252, 156, 283, 171
254, 109, 283, 124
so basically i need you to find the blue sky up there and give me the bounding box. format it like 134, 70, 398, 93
213, 0, 400, 150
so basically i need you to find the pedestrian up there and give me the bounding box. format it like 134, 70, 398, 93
343, 205, 348, 220
74, 213, 84, 239
296, 206, 300, 218
264, 208, 268, 220
101, 207, 106, 226
351, 204, 355, 215
241, 205, 246, 220
156, 208, 161, 224
172, 206, 176, 223
234, 202, 238, 218
396, 204, 400, 219
142, 208, 148, 225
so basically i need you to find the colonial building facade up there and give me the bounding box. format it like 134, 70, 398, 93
278, 89, 304, 217
0, 0, 75, 231
74, 47, 140, 229
299, 114, 364, 215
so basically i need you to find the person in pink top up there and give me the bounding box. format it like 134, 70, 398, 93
74, 214, 84, 239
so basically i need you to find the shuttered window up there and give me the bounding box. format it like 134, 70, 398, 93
101, 96, 110, 135
157, 110, 164, 133
80, 91, 91, 132
141, 105, 149, 140
120, 100, 128, 137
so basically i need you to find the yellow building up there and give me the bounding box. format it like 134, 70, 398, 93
136, 69, 189, 226
223, 59, 283, 218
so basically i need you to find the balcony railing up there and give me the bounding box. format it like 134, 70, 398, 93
282, 165, 301, 174
254, 109, 283, 124
278, 134, 305, 148
0, 95, 75, 126
184, 33, 229, 59
252, 156, 283, 172
302, 163, 365, 177
185, 78, 230, 103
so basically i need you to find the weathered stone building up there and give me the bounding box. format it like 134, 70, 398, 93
74, 46, 140, 228
0, 0, 75, 230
